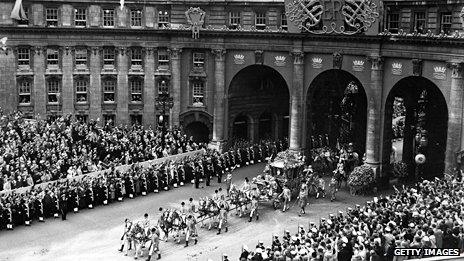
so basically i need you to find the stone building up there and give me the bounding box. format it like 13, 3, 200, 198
1, 0, 464, 180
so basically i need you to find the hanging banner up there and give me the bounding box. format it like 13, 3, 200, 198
10, 0, 27, 21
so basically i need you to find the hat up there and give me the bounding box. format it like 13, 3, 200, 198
259, 240, 263, 244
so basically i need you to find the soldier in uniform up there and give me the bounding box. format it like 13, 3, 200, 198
59, 192, 68, 220
279, 184, 292, 212
140, 172, 148, 195
146, 227, 161, 260
217, 204, 228, 235
194, 164, 200, 189
205, 159, 213, 186
297, 184, 308, 216
249, 187, 260, 222
119, 218, 133, 255
179, 202, 188, 216
177, 163, 186, 186
184, 215, 198, 247
187, 198, 196, 214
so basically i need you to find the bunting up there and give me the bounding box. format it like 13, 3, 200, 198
10, 0, 27, 21
120, 0, 124, 10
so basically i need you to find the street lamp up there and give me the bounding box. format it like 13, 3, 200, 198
155, 80, 174, 148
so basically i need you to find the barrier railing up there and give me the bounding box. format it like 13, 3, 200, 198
0, 149, 206, 196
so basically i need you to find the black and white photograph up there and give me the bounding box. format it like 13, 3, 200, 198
0, 0, 464, 260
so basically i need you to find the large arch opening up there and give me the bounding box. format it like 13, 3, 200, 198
184, 121, 210, 143
384, 76, 448, 179
228, 65, 290, 142
306, 69, 368, 156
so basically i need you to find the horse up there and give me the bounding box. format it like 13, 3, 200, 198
129, 221, 150, 259
228, 185, 250, 217
158, 209, 184, 242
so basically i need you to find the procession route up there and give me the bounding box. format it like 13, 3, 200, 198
0, 163, 372, 261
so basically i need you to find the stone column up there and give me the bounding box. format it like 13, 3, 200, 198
446, 61, 464, 169
211, 48, 226, 147
89, 47, 102, 124
116, 47, 129, 126
61, 46, 74, 115
289, 51, 305, 151
366, 55, 384, 178
169, 48, 182, 128
143, 47, 156, 127
33, 47, 46, 119
0, 47, 16, 113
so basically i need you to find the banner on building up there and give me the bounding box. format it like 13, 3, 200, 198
10, 0, 27, 21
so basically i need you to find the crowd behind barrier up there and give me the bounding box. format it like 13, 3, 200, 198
0, 111, 204, 191
0, 138, 287, 232
239, 172, 464, 261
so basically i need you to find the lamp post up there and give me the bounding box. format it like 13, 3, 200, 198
155, 80, 174, 148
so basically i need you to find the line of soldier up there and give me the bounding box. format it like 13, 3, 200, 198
0, 140, 287, 231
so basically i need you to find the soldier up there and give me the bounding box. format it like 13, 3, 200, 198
194, 164, 200, 189
328, 176, 338, 202
141, 172, 148, 196
205, 159, 212, 186
180, 202, 188, 216
119, 218, 133, 255
59, 192, 68, 220
142, 213, 151, 234
249, 187, 260, 222
257, 145, 263, 163
177, 163, 186, 186
279, 184, 291, 212
217, 204, 228, 235
86, 185, 94, 209
6, 203, 13, 230
297, 184, 308, 216
146, 227, 161, 260
187, 198, 196, 214
184, 215, 198, 247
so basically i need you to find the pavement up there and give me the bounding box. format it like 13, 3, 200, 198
0, 163, 375, 261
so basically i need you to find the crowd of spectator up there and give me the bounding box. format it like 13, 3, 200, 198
0, 111, 205, 191
240, 172, 464, 260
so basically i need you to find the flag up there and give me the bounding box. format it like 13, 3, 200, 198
10, 0, 27, 21
120, 0, 124, 10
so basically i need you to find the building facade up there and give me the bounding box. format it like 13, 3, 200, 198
1, 0, 464, 179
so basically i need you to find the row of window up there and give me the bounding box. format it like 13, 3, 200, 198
16, 47, 206, 70
386, 11, 453, 34
18, 7, 287, 31
17, 78, 205, 106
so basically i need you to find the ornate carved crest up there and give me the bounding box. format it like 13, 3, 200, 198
185, 7, 205, 39
333, 52, 343, 69
255, 50, 264, 65
286, 0, 379, 35
412, 59, 423, 76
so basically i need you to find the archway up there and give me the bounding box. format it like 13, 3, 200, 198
232, 114, 249, 140
306, 69, 367, 155
384, 76, 448, 179
228, 65, 289, 142
184, 121, 210, 143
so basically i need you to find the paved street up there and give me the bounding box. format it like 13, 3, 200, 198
0, 163, 373, 261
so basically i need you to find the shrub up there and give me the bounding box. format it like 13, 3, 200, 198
348, 165, 375, 188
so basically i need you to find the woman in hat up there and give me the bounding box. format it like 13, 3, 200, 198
297, 184, 308, 216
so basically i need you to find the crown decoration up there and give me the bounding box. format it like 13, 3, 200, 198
434, 66, 446, 74
392, 62, 403, 75
312, 57, 323, 68
185, 7, 205, 39
433, 66, 447, 80
233, 54, 245, 65
352, 59, 365, 72
392, 62, 403, 69
274, 55, 287, 66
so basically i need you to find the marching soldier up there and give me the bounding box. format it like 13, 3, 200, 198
187, 198, 196, 214
119, 218, 133, 255
217, 204, 228, 235
184, 215, 198, 247
146, 227, 161, 260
